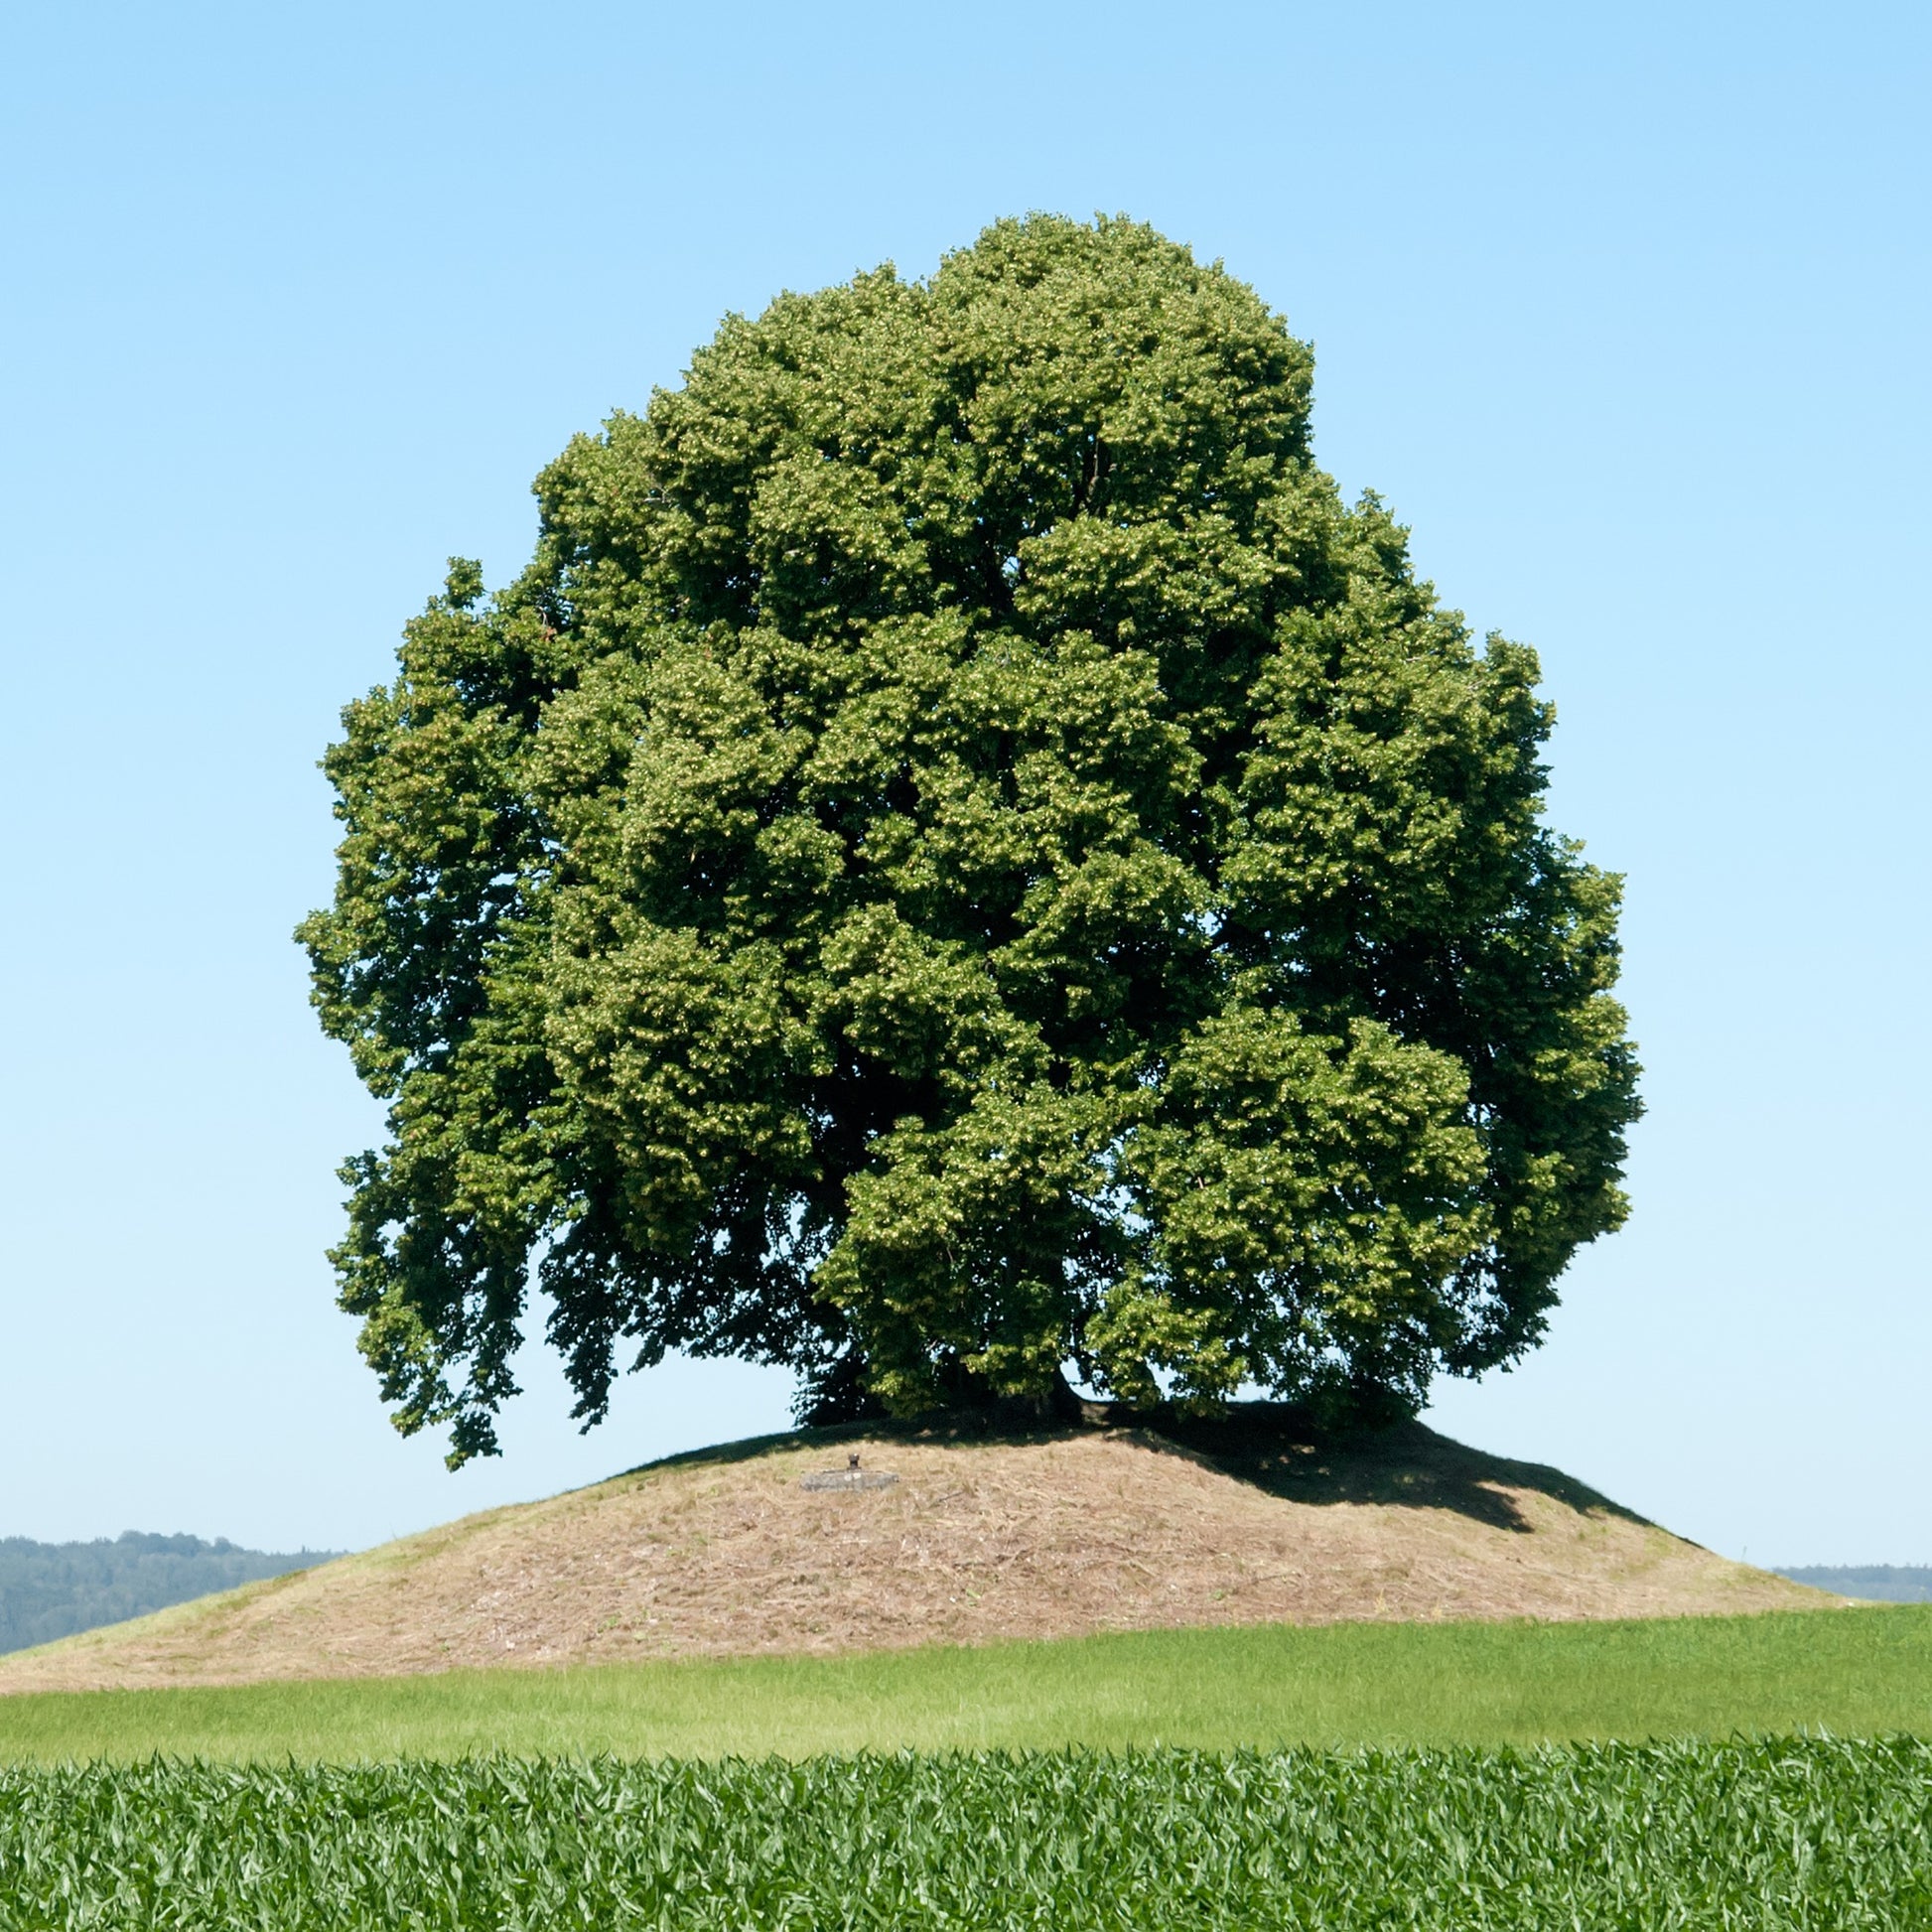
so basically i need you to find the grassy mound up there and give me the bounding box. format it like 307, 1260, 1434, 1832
0, 1410, 1829, 1693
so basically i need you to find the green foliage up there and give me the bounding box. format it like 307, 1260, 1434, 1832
4, 1739, 1931, 1928
301, 214, 1640, 1457
0, 1537, 327, 1657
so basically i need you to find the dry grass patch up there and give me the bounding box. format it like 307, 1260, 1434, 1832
0, 1412, 1832, 1692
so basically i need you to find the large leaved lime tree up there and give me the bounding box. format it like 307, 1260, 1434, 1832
302, 216, 1640, 1463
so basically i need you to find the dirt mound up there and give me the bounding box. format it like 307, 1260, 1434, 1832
0, 1413, 1834, 1691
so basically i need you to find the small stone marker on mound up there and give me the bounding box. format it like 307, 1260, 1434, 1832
799, 1451, 899, 1493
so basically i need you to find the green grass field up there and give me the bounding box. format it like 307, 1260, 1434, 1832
3, 1605, 1929, 1763
7, 1612, 1932, 1926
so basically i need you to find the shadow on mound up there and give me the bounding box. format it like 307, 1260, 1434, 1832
618, 1400, 1649, 1540
1131, 1406, 1651, 1537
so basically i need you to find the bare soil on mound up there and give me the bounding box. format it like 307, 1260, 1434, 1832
0, 1415, 1834, 1691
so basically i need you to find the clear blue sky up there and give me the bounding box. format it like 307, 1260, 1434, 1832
2, 1, 1925, 1563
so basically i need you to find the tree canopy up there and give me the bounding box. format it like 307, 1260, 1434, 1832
301, 214, 1640, 1463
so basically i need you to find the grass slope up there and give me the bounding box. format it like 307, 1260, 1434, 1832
1, 1606, 1925, 1764
0, 1411, 1829, 1692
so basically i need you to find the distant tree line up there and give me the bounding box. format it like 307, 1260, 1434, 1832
0, 1533, 335, 1654
1775, 1567, 1932, 1603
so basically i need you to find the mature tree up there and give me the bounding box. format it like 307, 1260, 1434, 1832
301, 215, 1640, 1463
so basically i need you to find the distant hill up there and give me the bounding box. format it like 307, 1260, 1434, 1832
1776, 1566, 1932, 1603
0, 1412, 1839, 1694
0, 1533, 336, 1654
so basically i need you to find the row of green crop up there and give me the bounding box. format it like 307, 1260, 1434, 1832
2, 1738, 1930, 1928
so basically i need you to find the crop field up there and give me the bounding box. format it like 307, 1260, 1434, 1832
4, 1738, 1931, 1928
6, 1612, 1930, 1926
